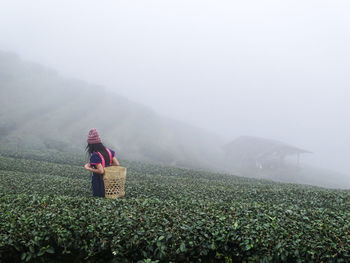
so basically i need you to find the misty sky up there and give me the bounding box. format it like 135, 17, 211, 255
0, 0, 350, 174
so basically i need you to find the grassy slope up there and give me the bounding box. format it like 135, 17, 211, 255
0, 150, 350, 262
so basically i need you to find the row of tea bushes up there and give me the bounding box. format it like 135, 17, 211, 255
1, 191, 350, 262
0, 170, 90, 197
0, 156, 87, 180
0, 153, 350, 262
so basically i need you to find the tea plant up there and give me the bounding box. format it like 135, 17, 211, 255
0, 152, 349, 262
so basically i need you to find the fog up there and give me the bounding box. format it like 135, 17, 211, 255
1, 0, 350, 175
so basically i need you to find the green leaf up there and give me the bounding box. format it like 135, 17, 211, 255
21, 253, 26, 261
46, 247, 55, 254
180, 243, 186, 252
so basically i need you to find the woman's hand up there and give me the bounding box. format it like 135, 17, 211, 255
84, 163, 104, 174
112, 157, 120, 166
84, 163, 92, 171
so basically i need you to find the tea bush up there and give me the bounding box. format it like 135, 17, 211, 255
0, 152, 350, 262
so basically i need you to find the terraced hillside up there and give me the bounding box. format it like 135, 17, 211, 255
0, 150, 350, 262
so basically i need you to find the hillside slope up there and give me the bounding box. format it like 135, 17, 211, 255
0, 51, 226, 169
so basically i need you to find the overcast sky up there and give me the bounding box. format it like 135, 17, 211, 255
0, 0, 349, 174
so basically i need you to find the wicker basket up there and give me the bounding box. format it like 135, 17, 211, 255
103, 166, 127, 199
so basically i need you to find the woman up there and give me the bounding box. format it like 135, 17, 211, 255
84, 128, 120, 197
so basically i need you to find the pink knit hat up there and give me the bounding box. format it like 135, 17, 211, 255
87, 128, 102, 144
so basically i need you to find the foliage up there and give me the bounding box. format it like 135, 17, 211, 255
0, 151, 350, 262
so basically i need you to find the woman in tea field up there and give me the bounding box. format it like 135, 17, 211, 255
84, 128, 120, 197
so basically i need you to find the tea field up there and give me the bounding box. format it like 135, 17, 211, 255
0, 150, 350, 262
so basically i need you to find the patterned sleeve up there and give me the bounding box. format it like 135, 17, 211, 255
90, 152, 102, 165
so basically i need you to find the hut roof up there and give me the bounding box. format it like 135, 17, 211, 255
223, 136, 311, 161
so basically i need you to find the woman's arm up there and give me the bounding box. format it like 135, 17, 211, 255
112, 157, 120, 166
84, 163, 104, 174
